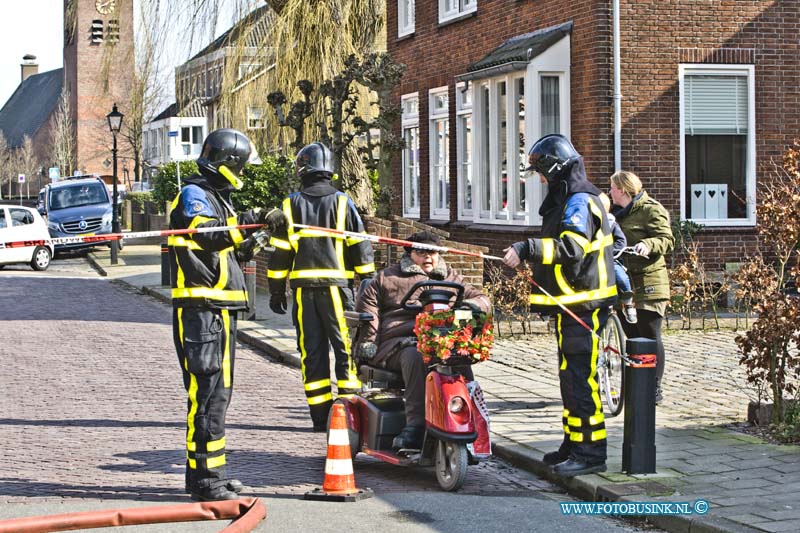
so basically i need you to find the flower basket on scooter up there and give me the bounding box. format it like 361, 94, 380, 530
413, 309, 493, 365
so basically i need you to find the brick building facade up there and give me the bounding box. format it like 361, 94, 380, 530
388, 1, 799, 270
64, 0, 134, 176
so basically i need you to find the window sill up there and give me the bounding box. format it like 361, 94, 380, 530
396, 31, 415, 43
437, 10, 477, 29
683, 218, 756, 229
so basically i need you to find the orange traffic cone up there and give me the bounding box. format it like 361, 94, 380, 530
304, 402, 373, 502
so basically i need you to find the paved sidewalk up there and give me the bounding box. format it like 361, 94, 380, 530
88, 244, 800, 533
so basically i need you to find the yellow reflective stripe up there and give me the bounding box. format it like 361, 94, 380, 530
557, 314, 567, 371
305, 378, 331, 391
216, 249, 229, 290
308, 392, 334, 405
221, 309, 231, 387
296, 228, 339, 238
283, 198, 297, 252
591, 429, 607, 442
569, 432, 584, 442
338, 393, 357, 399
187, 374, 199, 443
227, 215, 243, 244
168, 236, 203, 250
590, 414, 604, 426
270, 237, 292, 250
189, 215, 215, 230
171, 288, 247, 300
563, 425, 570, 434
268, 270, 288, 279
563, 409, 570, 418
589, 308, 603, 418
178, 308, 186, 368
336, 195, 347, 274
588, 232, 614, 252
567, 416, 582, 427
346, 236, 366, 245
589, 196, 604, 219
561, 230, 591, 253
188, 458, 197, 469
554, 265, 575, 295
541, 238, 555, 265
354, 263, 375, 274
175, 249, 186, 289
207, 455, 226, 469
297, 288, 307, 382
207, 437, 226, 452
597, 234, 609, 290
338, 380, 362, 389
331, 287, 354, 360
187, 441, 196, 452
290, 269, 354, 279
170, 193, 181, 212
529, 284, 617, 306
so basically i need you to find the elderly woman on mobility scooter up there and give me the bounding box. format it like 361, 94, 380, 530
354, 231, 492, 451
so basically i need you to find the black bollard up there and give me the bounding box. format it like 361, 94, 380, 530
160, 243, 170, 286
621, 337, 657, 474
241, 259, 257, 320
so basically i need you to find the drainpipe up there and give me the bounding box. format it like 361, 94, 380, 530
613, 0, 622, 171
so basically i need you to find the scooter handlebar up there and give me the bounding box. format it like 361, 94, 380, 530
399, 280, 465, 311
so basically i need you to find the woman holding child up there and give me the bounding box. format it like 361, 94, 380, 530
609, 170, 674, 404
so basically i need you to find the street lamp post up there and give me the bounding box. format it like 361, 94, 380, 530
106, 103, 124, 265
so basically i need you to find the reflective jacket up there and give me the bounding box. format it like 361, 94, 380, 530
168, 174, 255, 309
512, 160, 617, 313
267, 179, 375, 290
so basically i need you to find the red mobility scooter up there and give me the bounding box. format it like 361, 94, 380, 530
332, 280, 492, 492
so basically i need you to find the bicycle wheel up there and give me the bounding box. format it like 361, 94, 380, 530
598, 312, 625, 417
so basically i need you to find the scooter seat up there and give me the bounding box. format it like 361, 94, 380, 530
359, 365, 404, 389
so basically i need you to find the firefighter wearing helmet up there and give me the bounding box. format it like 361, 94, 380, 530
267, 141, 375, 431
168, 128, 285, 501
503, 134, 617, 477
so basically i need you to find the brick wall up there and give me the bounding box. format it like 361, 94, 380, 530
388, 0, 800, 272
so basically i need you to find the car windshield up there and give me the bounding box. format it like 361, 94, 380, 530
49, 183, 108, 210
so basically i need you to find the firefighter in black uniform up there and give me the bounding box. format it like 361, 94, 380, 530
267, 142, 375, 431
169, 128, 285, 501
503, 134, 617, 477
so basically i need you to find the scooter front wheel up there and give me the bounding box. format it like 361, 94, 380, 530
435, 440, 468, 491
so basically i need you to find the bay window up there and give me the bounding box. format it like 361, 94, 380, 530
456, 82, 473, 217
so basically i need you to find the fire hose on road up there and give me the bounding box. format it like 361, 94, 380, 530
0, 497, 266, 533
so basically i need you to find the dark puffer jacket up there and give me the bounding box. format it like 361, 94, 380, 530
355, 255, 491, 365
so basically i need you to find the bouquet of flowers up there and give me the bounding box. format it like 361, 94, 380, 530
413, 308, 493, 364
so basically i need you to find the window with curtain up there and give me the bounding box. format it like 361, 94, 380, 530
429, 88, 450, 219
439, 0, 477, 24
398, 0, 415, 37
681, 67, 754, 223
401, 94, 420, 217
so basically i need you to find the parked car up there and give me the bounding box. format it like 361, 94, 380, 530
0, 204, 54, 271
40, 176, 122, 252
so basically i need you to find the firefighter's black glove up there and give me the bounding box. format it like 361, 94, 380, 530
258, 207, 287, 233
269, 291, 287, 315
236, 236, 257, 262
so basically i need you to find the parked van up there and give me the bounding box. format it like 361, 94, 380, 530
40, 176, 122, 252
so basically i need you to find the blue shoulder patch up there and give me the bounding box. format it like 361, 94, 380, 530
181, 185, 214, 219
562, 193, 591, 234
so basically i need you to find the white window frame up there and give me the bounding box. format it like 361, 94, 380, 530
679, 64, 756, 227
401, 93, 420, 218
467, 34, 570, 226
429, 87, 450, 220
398, 0, 415, 38
247, 106, 265, 130
439, 0, 477, 24
456, 81, 473, 219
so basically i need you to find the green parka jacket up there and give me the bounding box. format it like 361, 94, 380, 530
612, 190, 674, 302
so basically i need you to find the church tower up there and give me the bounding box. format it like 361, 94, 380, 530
63, 0, 134, 176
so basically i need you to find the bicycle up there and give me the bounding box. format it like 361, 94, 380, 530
597, 245, 648, 417
597, 307, 626, 417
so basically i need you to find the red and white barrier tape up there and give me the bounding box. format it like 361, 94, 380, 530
0, 223, 264, 250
